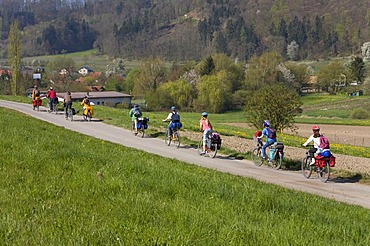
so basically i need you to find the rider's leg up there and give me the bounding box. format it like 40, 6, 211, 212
309, 147, 317, 164
262, 139, 274, 159
134, 118, 138, 133
167, 124, 172, 137
202, 129, 212, 153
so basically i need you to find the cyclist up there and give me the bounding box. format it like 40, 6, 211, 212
81, 95, 94, 117
63, 91, 72, 119
257, 120, 277, 160
129, 104, 142, 134
46, 87, 57, 112
303, 125, 331, 165
31, 85, 41, 110
162, 106, 182, 137
199, 112, 212, 155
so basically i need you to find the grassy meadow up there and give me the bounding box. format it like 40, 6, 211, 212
0, 107, 370, 244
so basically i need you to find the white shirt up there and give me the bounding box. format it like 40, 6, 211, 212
303, 134, 329, 153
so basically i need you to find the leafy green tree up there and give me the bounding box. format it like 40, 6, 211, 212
124, 68, 140, 94
46, 56, 75, 74
212, 53, 245, 92
244, 84, 302, 132
133, 57, 166, 96
349, 56, 365, 84
156, 79, 194, 110
105, 76, 125, 92
8, 20, 22, 95
316, 62, 344, 92
195, 70, 232, 113
284, 63, 309, 93
244, 51, 284, 91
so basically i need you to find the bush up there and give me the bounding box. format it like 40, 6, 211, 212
350, 108, 369, 119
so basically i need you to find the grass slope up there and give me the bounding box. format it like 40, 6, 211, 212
0, 107, 370, 244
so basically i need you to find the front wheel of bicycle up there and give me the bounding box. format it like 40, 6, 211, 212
302, 157, 313, 179
318, 161, 330, 183
173, 131, 180, 148
165, 133, 171, 146
251, 148, 263, 166
197, 138, 203, 155
68, 109, 73, 121
269, 151, 282, 169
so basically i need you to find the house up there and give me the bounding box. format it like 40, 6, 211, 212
57, 91, 133, 107
78, 66, 94, 76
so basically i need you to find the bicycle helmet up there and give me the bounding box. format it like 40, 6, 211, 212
133, 104, 139, 108
201, 112, 208, 117
312, 125, 320, 131
171, 106, 176, 111
263, 120, 270, 127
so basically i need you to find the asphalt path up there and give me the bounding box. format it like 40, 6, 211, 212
1, 99, 370, 210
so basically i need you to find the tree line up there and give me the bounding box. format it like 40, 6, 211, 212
1, 0, 369, 61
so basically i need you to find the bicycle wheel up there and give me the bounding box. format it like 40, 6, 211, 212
207, 143, 217, 158
165, 131, 171, 146
318, 161, 330, 183
251, 147, 263, 166
301, 157, 313, 179
269, 150, 282, 169
68, 109, 73, 121
53, 104, 58, 114
173, 131, 180, 148
139, 126, 145, 138
87, 111, 91, 122
131, 122, 137, 135
197, 138, 203, 155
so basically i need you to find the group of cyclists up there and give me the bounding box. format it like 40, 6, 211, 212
255, 119, 332, 166
33, 85, 330, 163
31, 85, 94, 119
129, 104, 213, 155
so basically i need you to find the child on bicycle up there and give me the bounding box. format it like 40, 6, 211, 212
257, 120, 277, 160
302, 125, 331, 165
199, 112, 212, 155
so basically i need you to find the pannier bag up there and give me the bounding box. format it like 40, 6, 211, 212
211, 132, 222, 150
269, 148, 277, 160
315, 155, 326, 168
171, 122, 182, 129
329, 156, 336, 167
137, 117, 149, 129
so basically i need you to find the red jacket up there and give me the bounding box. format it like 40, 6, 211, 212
47, 90, 57, 99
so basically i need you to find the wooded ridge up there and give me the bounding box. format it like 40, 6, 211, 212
0, 0, 369, 61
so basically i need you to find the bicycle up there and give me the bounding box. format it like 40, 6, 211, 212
197, 134, 217, 158
66, 107, 74, 121
83, 106, 93, 122
131, 117, 149, 138
52, 101, 58, 114
251, 138, 284, 169
165, 123, 181, 148
301, 145, 333, 183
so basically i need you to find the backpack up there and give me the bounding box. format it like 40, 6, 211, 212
34, 89, 40, 97
171, 113, 180, 122
133, 108, 141, 117
266, 127, 276, 139
319, 135, 330, 149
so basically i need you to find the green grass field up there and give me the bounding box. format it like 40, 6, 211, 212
1, 107, 369, 244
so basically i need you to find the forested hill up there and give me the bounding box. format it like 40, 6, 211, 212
1, 0, 370, 61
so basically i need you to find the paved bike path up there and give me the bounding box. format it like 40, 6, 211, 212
1, 100, 370, 209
